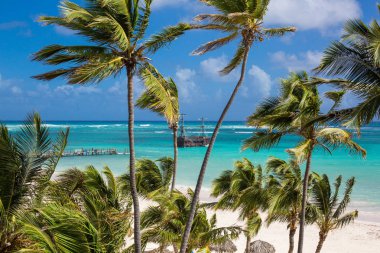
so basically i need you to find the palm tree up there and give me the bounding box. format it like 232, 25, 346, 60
179, 1, 296, 251
313, 4, 380, 129
32, 1, 191, 251
21, 165, 133, 252
136, 65, 179, 192
243, 72, 366, 253
140, 189, 241, 252
0, 113, 68, 252
211, 159, 268, 253
309, 174, 358, 253
266, 157, 310, 253
120, 157, 174, 197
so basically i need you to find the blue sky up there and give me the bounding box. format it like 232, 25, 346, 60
0, 0, 377, 121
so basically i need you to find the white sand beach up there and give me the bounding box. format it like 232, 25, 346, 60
139, 186, 380, 253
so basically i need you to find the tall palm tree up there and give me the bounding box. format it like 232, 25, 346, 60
211, 159, 268, 253
0, 113, 68, 252
313, 4, 380, 129
266, 157, 311, 253
309, 174, 358, 253
243, 72, 366, 253
180, 1, 296, 251
120, 157, 174, 197
140, 189, 241, 252
32, 1, 191, 251
136, 65, 180, 192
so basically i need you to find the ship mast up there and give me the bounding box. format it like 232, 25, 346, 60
179, 113, 187, 137
199, 117, 206, 137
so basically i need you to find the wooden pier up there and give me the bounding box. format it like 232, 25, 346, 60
61, 148, 129, 157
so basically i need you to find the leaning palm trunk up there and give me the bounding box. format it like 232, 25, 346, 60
315, 232, 327, 253
297, 147, 313, 253
171, 125, 178, 192
289, 227, 297, 253
179, 49, 250, 253
127, 67, 141, 253
245, 235, 251, 253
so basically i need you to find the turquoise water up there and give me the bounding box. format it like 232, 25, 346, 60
5, 121, 380, 218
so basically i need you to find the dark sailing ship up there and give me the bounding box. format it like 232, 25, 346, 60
177, 114, 210, 148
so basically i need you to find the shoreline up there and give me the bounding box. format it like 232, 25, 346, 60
139, 187, 380, 252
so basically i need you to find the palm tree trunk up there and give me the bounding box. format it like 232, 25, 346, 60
179, 48, 250, 253
245, 235, 251, 253
297, 147, 314, 253
315, 232, 327, 253
171, 125, 178, 192
127, 66, 141, 253
289, 227, 297, 253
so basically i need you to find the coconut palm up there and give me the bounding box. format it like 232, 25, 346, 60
136, 65, 179, 192
309, 174, 358, 253
180, 1, 296, 251
120, 157, 174, 197
266, 157, 308, 253
243, 72, 366, 253
32, 1, 191, 251
140, 189, 241, 253
211, 159, 268, 253
21, 165, 133, 252
0, 113, 69, 252
313, 4, 380, 129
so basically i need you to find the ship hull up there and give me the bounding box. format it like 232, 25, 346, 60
177, 136, 210, 148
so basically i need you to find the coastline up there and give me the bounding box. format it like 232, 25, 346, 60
138, 186, 380, 253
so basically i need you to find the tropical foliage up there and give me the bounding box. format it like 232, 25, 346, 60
243, 71, 366, 253
266, 157, 316, 253
139, 189, 241, 253
314, 6, 380, 129
211, 159, 268, 253
136, 66, 180, 192
0, 113, 69, 252
309, 174, 358, 253
120, 157, 175, 197
32, 1, 191, 251
180, 0, 296, 251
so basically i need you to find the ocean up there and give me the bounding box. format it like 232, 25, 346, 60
5, 121, 380, 221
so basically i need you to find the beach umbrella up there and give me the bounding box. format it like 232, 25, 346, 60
249, 240, 275, 253
209, 239, 237, 252
144, 249, 173, 253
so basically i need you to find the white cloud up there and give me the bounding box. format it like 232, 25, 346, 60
175, 67, 197, 102
200, 55, 239, 82
248, 65, 272, 98
54, 85, 101, 96
152, 0, 189, 9
270, 50, 323, 72
265, 0, 361, 32
54, 26, 75, 36
11, 86, 22, 95
0, 74, 23, 96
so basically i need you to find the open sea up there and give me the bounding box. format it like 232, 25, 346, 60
5, 121, 380, 221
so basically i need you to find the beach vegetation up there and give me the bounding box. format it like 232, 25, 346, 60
32, 1, 191, 250
243, 71, 366, 253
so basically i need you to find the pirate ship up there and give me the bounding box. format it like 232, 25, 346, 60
177, 114, 211, 148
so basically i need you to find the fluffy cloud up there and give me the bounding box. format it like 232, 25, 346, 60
265, 0, 361, 32
200, 55, 239, 82
54, 26, 75, 36
270, 50, 323, 72
248, 65, 272, 98
0, 74, 23, 95
175, 67, 197, 102
152, 0, 189, 9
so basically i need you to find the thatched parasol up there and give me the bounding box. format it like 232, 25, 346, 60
249, 240, 275, 253
144, 248, 173, 253
209, 239, 237, 253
